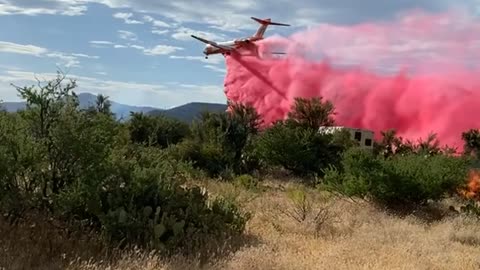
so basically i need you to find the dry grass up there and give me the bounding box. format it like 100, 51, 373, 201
2, 179, 480, 270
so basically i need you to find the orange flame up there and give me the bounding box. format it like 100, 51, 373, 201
459, 169, 480, 200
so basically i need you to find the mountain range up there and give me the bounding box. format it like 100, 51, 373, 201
0, 92, 228, 122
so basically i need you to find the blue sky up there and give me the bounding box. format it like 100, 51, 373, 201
0, 0, 476, 108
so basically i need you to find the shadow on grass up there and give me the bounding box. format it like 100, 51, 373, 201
0, 212, 262, 270
370, 199, 461, 224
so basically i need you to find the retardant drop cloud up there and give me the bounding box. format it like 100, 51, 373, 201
223, 10, 480, 150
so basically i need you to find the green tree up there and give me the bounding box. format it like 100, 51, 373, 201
462, 129, 480, 159
8, 71, 119, 206
286, 97, 335, 130
415, 133, 442, 156
0, 111, 44, 220
95, 94, 112, 115
12, 71, 78, 140
127, 112, 190, 148
374, 129, 404, 157
375, 129, 452, 158
11, 71, 79, 198
255, 121, 343, 177
176, 102, 262, 177
225, 102, 262, 166
254, 96, 344, 177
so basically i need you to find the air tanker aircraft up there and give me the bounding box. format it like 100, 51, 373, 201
191, 17, 290, 59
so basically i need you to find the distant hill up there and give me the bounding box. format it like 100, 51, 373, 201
77, 93, 159, 119
0, 92, 227, 122
1, 92, 158, 119
148, 102, 228, 122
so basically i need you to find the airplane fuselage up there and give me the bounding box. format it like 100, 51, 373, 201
203, 37, 262, 58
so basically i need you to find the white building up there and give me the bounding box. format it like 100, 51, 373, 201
318, 126, 375, 149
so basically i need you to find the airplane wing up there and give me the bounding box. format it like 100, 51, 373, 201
191, 35, 233, 51
251, 17, 290, 26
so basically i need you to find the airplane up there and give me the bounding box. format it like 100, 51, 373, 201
191, 17, 290, 59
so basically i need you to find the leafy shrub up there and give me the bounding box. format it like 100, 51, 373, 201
255, 121, 344, 177
253, 96, 353, 178
321, 147, 470, 207
173, 138, 231, 178
175, 103, 262, 177
127, 112, 190, 148
0, 111, 45, 219
57, 144, 249, 254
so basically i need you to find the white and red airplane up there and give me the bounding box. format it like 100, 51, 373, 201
191, 17, 290, 59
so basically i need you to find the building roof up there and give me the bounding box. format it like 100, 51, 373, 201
318, 126, 374, 134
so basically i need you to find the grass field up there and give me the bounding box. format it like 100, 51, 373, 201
2, 178, 480, 270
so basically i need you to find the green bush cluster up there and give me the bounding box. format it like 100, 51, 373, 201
127, 112, 190, 148
254, 121, 348, 177
170, 96, 354, 180
0, 72, 249, 254
321, 147, 471, 207
171, 103, 262, 178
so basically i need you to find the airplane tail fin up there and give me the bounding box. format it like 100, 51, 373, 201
251, 17, 290, 39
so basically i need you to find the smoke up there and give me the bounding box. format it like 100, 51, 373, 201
223, 10, 480, 150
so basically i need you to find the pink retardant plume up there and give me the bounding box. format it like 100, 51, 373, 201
223, 10, 480, 151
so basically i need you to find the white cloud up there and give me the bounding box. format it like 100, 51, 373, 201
118, 30, 138, 41
143, 15, 171, 28
89, 40, 113, 45
204, 64, 226, 74
0, 41, 47, 56
113, 12, 143, 24
0, 41, 98, 68
89, 40, 114, 48
130, 45, 145, 50
143, 45, 183, 55
110, 43, 184, 56
96, 42, 135, 50
0, 1, 87, 16
0, 0, 472, 35
122, 1, 259, 32
0, 69, 226, 108
1, 70, 166, 93
0, 0, 256, 32
71, 53, 100, 59
172, 27, 227, 41
152, 29, 169, 35
45, 52, 80, 68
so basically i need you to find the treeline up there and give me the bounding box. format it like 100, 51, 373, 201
0, 72, 479, 256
